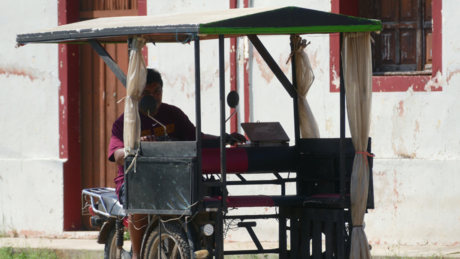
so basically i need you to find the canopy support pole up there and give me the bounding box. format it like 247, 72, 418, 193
289, 35, 300, 144
194, 36, 203, 206
88, 39, 127, 88
339, 33, 346, 203
218, 35, 228, 211
247, 35, 296, 98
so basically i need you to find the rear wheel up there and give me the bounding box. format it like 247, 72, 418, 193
143, 222, 191, 259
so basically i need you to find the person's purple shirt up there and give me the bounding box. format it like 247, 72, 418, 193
108, 103, 200, 198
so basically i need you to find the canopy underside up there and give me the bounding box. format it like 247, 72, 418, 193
17, 6, 381, 44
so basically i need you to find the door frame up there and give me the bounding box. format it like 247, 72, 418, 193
59, 0, 147, 231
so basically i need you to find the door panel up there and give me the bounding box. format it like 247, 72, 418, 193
81, 44, 128, 189
400, 29, 417, 64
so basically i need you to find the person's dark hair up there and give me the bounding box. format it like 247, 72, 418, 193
146, 68, 163, 87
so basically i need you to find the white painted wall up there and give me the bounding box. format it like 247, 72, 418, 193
0, 0, 64, 236
366, 0, 460, 246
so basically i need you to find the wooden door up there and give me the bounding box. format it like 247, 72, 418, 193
80, 0, 137, 229
80, 44, 128, 190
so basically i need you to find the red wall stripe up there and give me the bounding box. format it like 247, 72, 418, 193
229, 0, 238, 133
243, 0, 250, 126
138, 0, 148, 66
432, 0, 442, 77
59, 0, 81, 231
329, 0, 340, 93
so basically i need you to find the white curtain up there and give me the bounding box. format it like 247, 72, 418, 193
291, 34, 320, 138
124, 36, 147, 156
341, 32, 373, 259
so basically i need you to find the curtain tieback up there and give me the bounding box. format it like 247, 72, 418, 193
352, 224, 365, 229
285, 39, 311, 64
355, 151, 375, 165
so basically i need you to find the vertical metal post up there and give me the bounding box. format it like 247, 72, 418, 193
339, 33, 346, 201
194, 36, 203, 204
290, 35, 301, 144
219, 35, 228, 210
279, 207, 287, 259
215, 211, 224, 259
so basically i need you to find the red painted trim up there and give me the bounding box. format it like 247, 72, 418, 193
243, 0, 250, 128
330, 0, 341, 93
138, 0, 148, 66
330, 0, 359, 93
432, 0, 442, 76
329, 33, 341, 93
201, 148, 249, 174
229, 0, 238, 133
373, 76, 441, 92
243, 49, 250, 124
330, 0, 443, 92
59, 0, 81, 231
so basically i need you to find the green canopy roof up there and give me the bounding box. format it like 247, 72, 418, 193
16, 6, 381, 44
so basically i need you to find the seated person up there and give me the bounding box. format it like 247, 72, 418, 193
108, 68, 245, 259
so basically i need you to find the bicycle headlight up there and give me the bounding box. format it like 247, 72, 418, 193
201, 224, 214, 236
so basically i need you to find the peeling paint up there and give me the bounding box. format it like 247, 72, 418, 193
278, 51, 291, 74
331, 64, 340, 89
306, 48, 319, 70
325, 117, 333, 134
446, 62, 460, 84
398, 101, 404, 117
0, 67, 40, 81
424, 71, 444, 91
391, 101, 417, 159
253, 49, 274, 83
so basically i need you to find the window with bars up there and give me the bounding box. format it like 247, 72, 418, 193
360, 0, 433, 75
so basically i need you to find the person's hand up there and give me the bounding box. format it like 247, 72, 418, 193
140, 135, 156, 141
229, 132, 247, 144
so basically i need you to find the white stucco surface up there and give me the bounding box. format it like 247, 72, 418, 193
0, 0, 63, 236
365, 0, 460, 246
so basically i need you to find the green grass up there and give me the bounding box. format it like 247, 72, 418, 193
0, 246, 58, 259
123, 231, 130, 241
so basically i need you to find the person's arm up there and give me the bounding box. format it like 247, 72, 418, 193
202, 133, 246, 143
114, 148, 125, 166
203, 134, 217, 139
